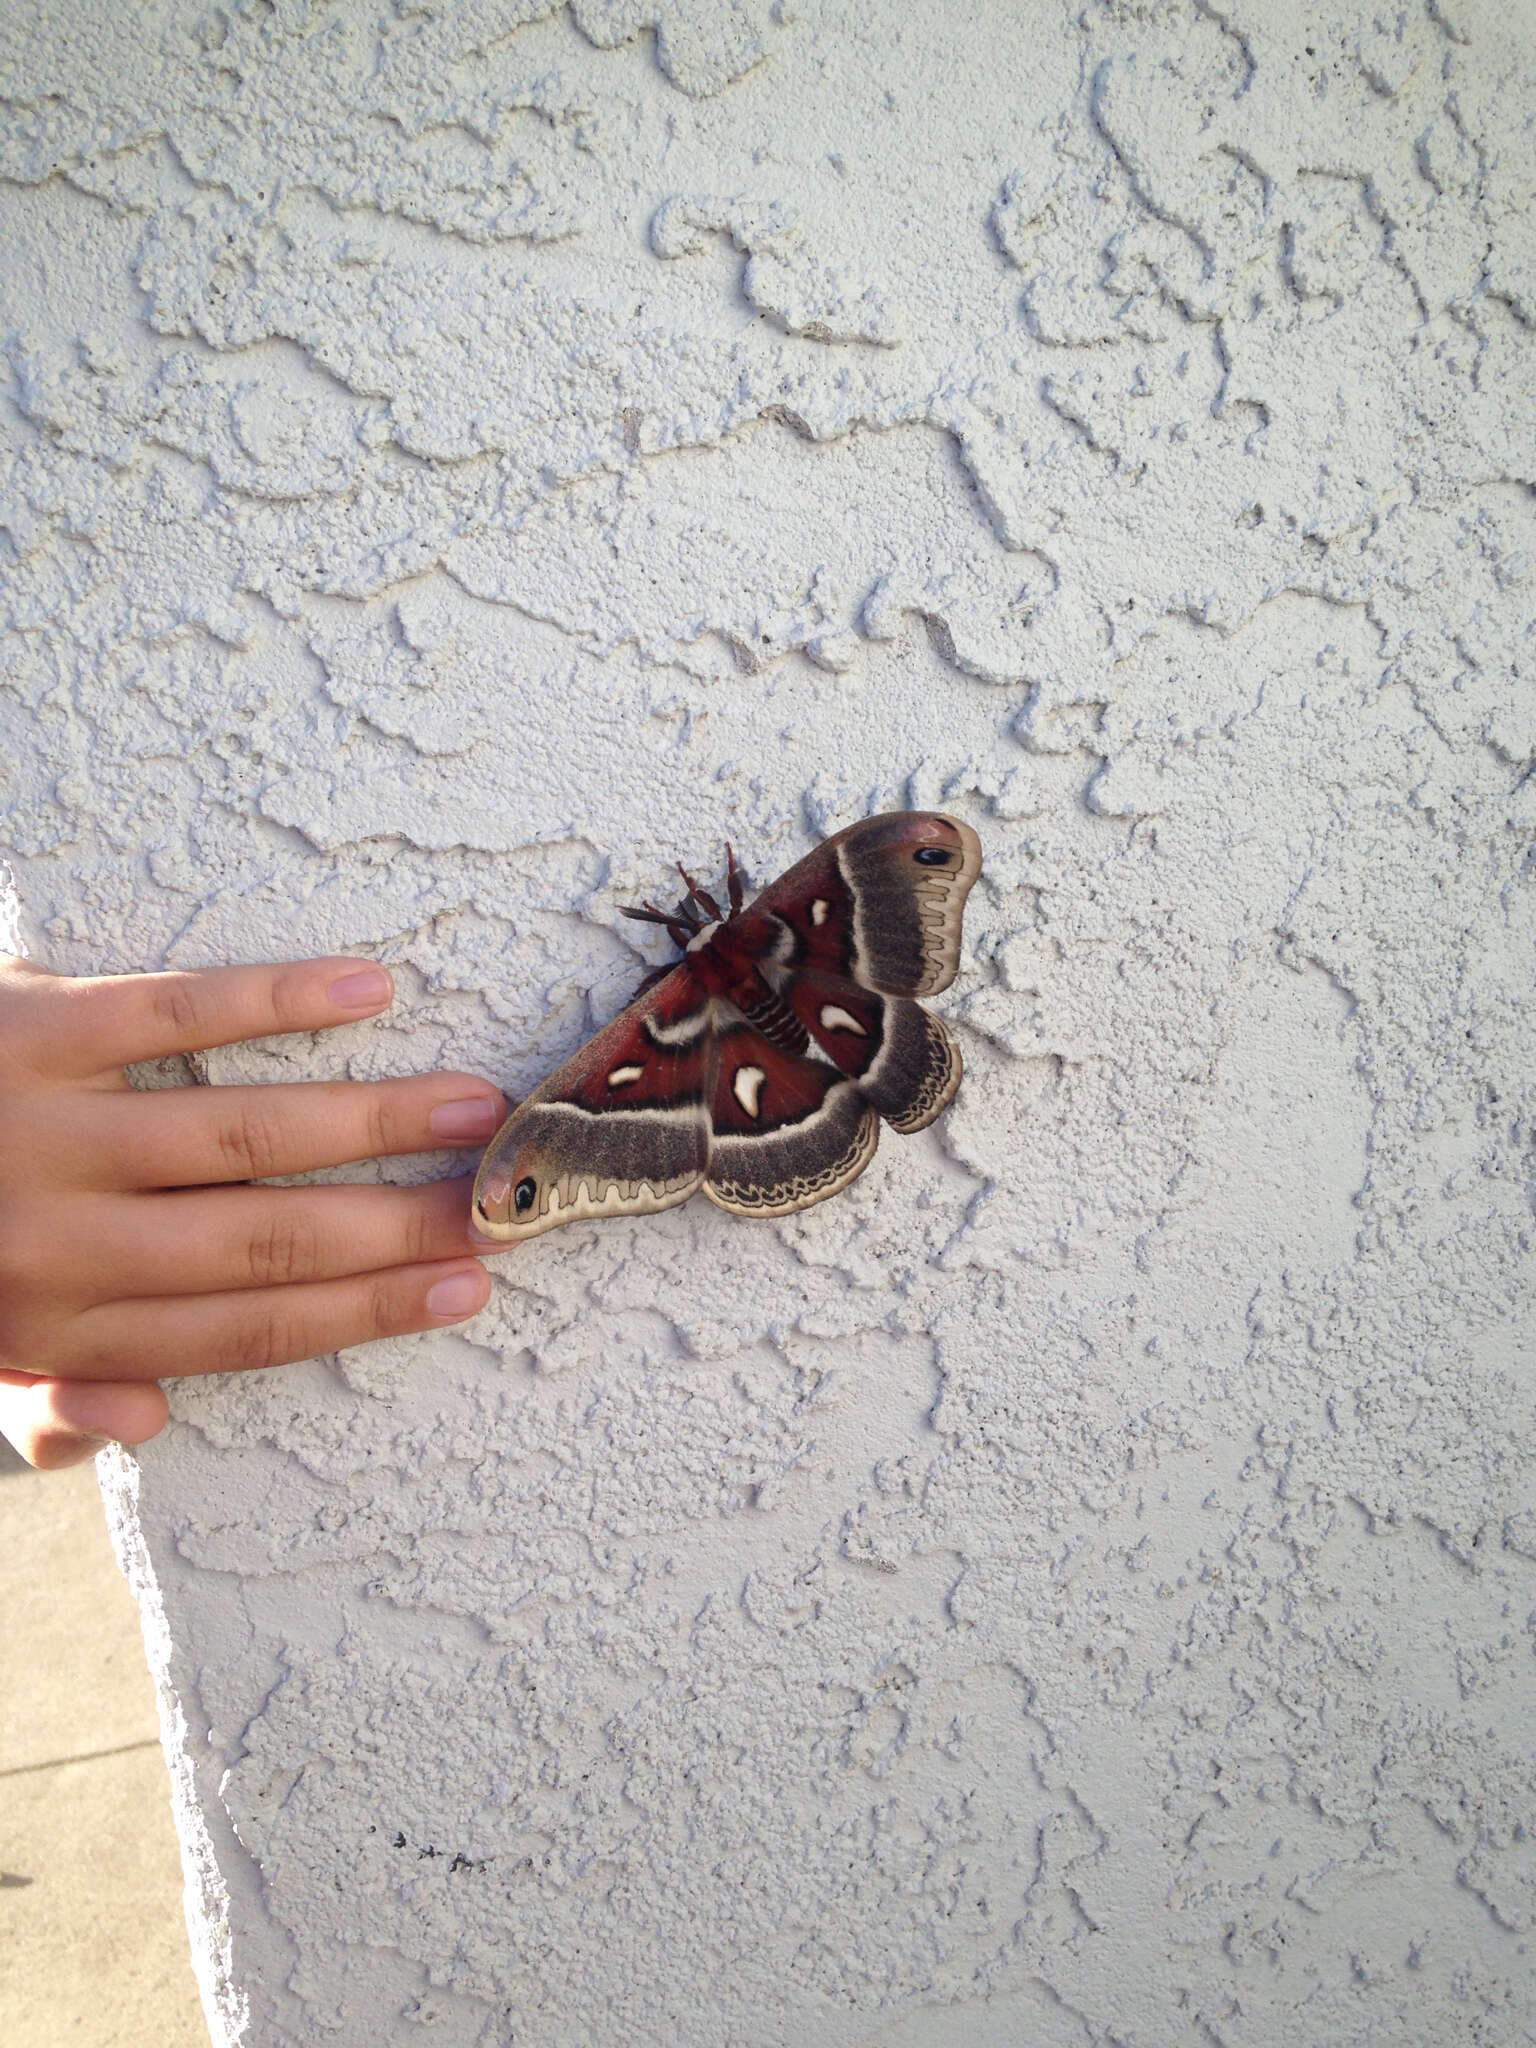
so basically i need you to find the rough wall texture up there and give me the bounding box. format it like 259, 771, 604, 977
3, 2, 1535, 2043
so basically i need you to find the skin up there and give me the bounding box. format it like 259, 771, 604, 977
0, 953, 510, 1471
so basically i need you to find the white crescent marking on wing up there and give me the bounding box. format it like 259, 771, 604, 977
606, 1063, 645, 1087
732, 1064, 766, 1119
810, 898, 829, 926
819, 1004, 867, 1036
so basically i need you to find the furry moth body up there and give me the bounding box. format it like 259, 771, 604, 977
472, 812, 982, 1241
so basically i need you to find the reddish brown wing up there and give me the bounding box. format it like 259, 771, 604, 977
780, 971, 963, 1134
473, 966, 711, 1241
474, 814, 982, 1242
749, 811, 982, 998
704, 1019, 878, 1217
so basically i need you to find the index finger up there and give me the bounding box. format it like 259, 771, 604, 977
30, 958, 397, 1075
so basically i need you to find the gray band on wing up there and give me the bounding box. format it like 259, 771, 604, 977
510, 1099, 708, 1222
706, 1080, 878, 1215
857, 1001, 962, 1132
837, 824, 980, 997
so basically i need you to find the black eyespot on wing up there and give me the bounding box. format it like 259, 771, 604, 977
914, 846, 951, 866
513, 1177, 536, 1215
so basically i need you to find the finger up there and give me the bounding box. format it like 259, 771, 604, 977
66, 1072, 507, 1189
64, 1258, 494, 1382
0, 1370, 169, 1470
25, 957, 398, 1076
48, 1178, 484, 1302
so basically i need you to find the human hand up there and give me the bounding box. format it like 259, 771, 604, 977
0, 954, 508, 1470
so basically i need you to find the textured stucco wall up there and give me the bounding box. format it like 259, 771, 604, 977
3, 3, 1535, 2043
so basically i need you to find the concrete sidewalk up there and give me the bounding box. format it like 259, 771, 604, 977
0, 1437, 207, 2047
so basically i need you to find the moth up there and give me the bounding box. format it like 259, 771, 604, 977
472, 811, 982, 1241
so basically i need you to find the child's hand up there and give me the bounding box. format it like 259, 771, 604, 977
0, 954, 508, 1470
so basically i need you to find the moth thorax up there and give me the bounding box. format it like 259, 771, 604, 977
738, 983, 809, 1054
684, 921, 722, 953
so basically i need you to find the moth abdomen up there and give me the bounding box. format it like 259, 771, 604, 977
734, 984, 809, 1054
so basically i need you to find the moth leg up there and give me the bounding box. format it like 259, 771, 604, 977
676, 864, 724, 924
724, 842, 744, 917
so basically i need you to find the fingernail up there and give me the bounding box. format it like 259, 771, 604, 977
429, 1096, 502, 1141
328, 967, 393, 1012
426, 1270, 488, 1321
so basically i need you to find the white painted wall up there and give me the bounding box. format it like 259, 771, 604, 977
4, 2, 1535, 2042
